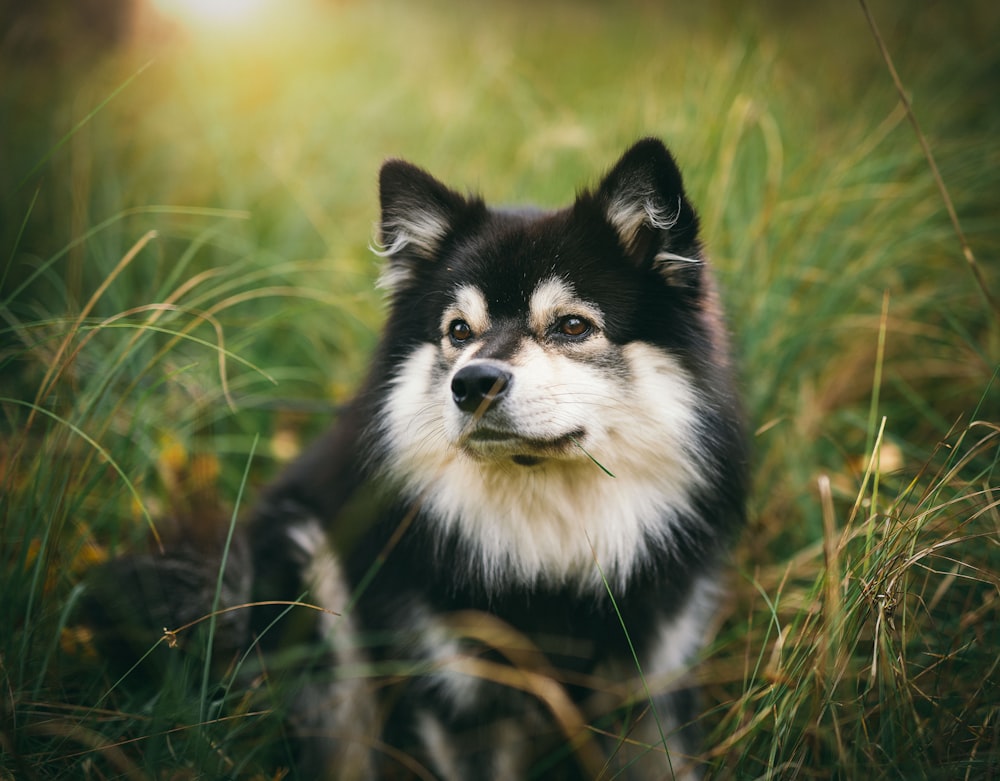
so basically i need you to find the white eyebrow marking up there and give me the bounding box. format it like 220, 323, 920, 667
529, 277, 605, 334
440, 284, 491, 337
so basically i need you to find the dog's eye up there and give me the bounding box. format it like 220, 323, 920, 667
556, 315, 592, 339
448, 319, 474, 343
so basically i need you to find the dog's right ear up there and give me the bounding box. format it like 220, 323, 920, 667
375, 160, 478, 292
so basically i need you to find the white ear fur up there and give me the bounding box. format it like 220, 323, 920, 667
603, 191, 703, 278
605, 192, 674, 253
372, 210, 451, 260
371, 210, 452, 292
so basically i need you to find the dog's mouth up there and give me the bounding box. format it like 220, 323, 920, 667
460, 426, 586, 465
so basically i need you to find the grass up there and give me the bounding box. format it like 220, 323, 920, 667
2, 0, 998, 778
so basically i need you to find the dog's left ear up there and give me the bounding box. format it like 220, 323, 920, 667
595, 138, 704, 282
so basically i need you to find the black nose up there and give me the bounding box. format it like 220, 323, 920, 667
451, 362, 513, 414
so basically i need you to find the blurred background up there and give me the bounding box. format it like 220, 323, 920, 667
1, 0, 998, 778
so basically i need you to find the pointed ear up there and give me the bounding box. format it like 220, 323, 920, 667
595, 138, 704, 282
375, 160, 476, 292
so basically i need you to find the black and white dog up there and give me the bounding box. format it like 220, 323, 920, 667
89, 138, 747, 780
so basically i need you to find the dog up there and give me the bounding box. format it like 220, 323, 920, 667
86, 138, 747, 780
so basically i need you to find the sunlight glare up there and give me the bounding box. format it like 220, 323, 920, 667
151, 0, 275, 31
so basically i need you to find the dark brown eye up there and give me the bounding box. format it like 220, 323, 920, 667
557, 315, 591, 338
449, 320, 473, 343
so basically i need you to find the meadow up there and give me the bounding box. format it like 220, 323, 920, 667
1, 0, 998, 778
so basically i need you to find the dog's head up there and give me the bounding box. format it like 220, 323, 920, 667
366, 138, 739, 586
374, 138, 723, 459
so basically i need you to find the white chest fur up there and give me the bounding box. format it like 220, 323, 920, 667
378, 341, 710, 592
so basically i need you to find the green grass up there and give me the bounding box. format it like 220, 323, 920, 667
2, 0, 998, 778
